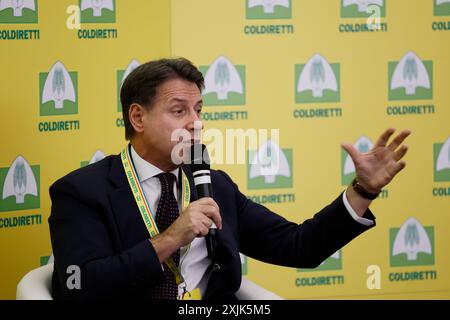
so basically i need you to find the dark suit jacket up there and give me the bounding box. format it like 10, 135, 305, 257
48, 154, 376, 300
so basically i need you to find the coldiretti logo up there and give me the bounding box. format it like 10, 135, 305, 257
295, 53, 340, 104
435, 0, 450, 16
200, 55, 246, 106
80, 0, 116, 23
0, 0, 38, 23
39, 61, 78, 116
341, 0, 386, 18
388, 51, 433, 101
117, 59, 140, 112
246, 0, 291, 19
0, 155, 40, 212
341, 136, 373, 185
434, 137, 450, 182
247, 141, 293, 189
390, 217, 435, 267
80, 150, 105, 167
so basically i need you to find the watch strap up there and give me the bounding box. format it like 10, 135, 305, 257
351, 178, 380, 200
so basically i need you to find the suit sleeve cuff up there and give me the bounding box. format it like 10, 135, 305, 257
342, 190, 375, 226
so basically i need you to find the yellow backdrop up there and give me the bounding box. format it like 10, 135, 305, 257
0, 0, 449, 299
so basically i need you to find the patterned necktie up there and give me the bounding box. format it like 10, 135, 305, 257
147, 172, 180, 300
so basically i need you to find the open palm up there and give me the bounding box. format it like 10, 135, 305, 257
342, 128, 411, 193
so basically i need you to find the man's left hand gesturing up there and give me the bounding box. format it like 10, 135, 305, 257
342, 128, 411, 202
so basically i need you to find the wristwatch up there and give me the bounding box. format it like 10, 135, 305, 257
351, 178, 380, 200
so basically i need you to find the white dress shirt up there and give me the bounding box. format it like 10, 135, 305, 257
130, 146, 373, 297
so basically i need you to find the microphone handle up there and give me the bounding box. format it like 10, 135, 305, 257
196, 183, 213, 198
205, 229, 217, 258
196, 183, 217, 258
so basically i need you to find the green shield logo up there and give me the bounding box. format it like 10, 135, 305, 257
341, 0, 386, 18
0, 0, 38, 24
39, 61, 78, 116
388, 51, 433, 101
247, 141, 293, 190
434, 138, 450, 182
200, 56, 246, 106
246, 0, 292, 19
295, 54, 340, 104
434, 0, 450, 16
0, 156, 40, 212
390, 217, 435, 267
80, 0, 116, 23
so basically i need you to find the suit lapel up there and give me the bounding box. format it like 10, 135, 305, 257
107, 155, 150, 247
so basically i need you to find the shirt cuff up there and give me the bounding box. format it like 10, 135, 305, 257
342, 190, 374, 226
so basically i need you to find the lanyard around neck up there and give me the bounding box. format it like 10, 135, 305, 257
120, 144, 191, 285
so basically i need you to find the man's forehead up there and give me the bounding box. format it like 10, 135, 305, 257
156, 78, 202, 102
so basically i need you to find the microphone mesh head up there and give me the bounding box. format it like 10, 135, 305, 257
190, 144, 210, 171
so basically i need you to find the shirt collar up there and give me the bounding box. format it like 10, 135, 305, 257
130, 145, 179, 183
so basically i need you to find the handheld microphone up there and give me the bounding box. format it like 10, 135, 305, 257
190, 143, 217, 259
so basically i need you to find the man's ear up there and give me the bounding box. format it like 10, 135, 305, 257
129, 103, 146, 134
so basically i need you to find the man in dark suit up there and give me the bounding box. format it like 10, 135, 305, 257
49, 58, 410, 300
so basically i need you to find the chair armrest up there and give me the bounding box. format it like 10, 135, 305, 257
16, 263, 54, 300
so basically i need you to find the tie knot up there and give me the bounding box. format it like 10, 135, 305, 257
156, 172, 176, 190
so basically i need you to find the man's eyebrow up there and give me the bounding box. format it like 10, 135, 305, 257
169, 97, 203, 105
170, 97, 203, 104
169, 97, 188, 103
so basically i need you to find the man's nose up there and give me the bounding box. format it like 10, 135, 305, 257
187, 111, 203, 130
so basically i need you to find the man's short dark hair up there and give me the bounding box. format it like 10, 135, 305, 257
120, 57, 205, 140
